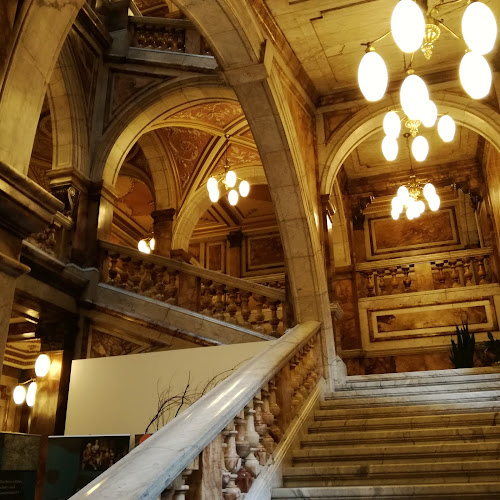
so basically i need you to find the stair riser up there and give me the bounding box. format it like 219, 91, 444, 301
283, 473, 500, 487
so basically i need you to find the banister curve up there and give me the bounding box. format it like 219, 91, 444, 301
72, 320, 321, 499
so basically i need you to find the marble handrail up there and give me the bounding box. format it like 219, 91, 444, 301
100, 240, 287, 336
73, 320, 322, 500
100, 240, 285, 302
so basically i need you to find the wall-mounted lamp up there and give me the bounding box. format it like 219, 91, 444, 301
13, 353, 51, 407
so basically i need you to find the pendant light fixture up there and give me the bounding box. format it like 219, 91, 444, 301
206, 134, 250, 206
358, 1, 497, 103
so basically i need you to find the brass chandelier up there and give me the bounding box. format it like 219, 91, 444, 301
358, 0, 497, 106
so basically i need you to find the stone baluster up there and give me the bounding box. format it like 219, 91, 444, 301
448, 259, 460, 288
243, 402, 260, 477
268, 299, 281, 337
290, 356, 304, 414
165, 270, 178, 305
377, 269, 387, 295
141, 262, 155, 297
435, 262, 446, 287
402, 266, 412, 292
129, 259, 143, 294
253, 295, 266, 334
107, 253, 119, 285
476, 256, 489, 285
364, 271, 375, 297
171, 467, 194, 500
260, 385, 277, 453
239, 291, 252, 328
200, 279, 214, 316
214, 283, 226, 321
268, 377, 283, 443
222, 422, 241, 500
226, 287, 239, 324
253, 394, 268, 465
118, 256, 131, 289
463, 258, 473, 286
390, 268, 399, 294
154, 266, 167, 301
234, 410, 254, 493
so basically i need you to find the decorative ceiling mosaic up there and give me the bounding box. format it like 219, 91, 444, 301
169, 102, 245, 129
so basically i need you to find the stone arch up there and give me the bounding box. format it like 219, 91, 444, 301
0, 0, 85, 174
92, 76, 236, 185
320, 93, 500, 197
138, 131, 179, 211
172, 165, 267, 250
47, 42, 89, 175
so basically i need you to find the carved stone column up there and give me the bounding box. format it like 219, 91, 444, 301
226, 230, 243, 278
0, 161, 63, 372
152, 208, 176, 258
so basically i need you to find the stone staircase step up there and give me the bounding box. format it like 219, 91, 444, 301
308, 411, 500, 433
282, 460, 500, 487
342, 367, 500, 384
321, 389, 500, 408
300, 425, 500, 447
328, 381, 500, 399
291, 441, 500, 465
271, 483, 500, 499
314, 401, 500, 420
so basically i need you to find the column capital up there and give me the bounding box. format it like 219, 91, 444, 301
151, 208, 176, 224
227, 230, 244, 248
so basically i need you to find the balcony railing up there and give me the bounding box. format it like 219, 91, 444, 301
129, 16, 213, 56
74, 321, 322, 500
100, 241, 288, 336
356, 247, 495, 298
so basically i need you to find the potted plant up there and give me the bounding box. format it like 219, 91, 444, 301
484, 332, 500, 366
450, 322, 475, 368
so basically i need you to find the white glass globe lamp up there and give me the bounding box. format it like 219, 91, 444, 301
391, 209, 400, 221
207, 177, 218, 192
392, 196, 403, 214
438, 115, 456, 142
391, 0, 426, 53
228, 189, 239, 206
209, 187, 220, 203
412, 136, 429, 162
26, 382, 37, 407
459, 51, 492, 99
423, 183, 436, 200
239, 180, 250, 197
383, 111, 401, 138
13, 385, 26, 405
416, 200, 425, 215
35, 354, 50, 377
462, 2, 497, 55
397, 185, 410, 202
225, 171, 237, 188
400, 74, 429, 120
138, 239, 150, 254
149, 238, 155, 251
421, 100, 438, 128
428, 194, 441, 211
382, 136, 398, 161
358, 49, 388, 102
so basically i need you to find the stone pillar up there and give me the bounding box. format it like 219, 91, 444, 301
0, 161, 63, 373
226, 230, 243, 277
152, 208, 176, 258
321, 194, 336, 301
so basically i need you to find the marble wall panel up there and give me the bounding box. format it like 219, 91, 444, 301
243, 233, 285, 276
365, 207, 462, 260
207, 242, 224, 272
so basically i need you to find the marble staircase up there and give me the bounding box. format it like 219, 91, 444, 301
272, 367, 500, 499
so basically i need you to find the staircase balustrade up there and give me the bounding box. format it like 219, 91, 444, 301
129, 16, 213, 56
356, 247, 494, 297
74, 321, 322, 500
100, 241, 287, 336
